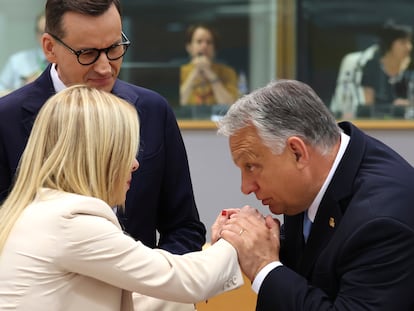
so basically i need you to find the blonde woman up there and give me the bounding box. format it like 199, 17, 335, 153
0, 85, 242, 311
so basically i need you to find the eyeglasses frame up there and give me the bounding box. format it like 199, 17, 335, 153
48, 32, 131, 65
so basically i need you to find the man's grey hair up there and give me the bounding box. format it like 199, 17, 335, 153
217, 79, 341, 155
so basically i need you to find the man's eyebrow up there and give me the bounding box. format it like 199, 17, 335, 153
233, 154, 242, 164
233, 150, 257, 164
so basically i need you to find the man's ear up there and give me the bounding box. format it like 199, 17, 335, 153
42, 33, 57, 64
286, 136, 309, 168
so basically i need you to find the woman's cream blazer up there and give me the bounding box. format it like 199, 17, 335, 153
0, 189, 243, 311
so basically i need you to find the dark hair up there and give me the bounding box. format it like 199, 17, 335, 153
45, 0, 121, 37
185, 23, 220, 48
378, 20, 412, 55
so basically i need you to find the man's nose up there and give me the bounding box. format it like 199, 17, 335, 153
241, 176, 258, 195
93, 52, 112, 72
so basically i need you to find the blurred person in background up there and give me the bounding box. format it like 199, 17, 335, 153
0, 13, 48, 96
180, 23, 239, 106
361, 21, 413, 111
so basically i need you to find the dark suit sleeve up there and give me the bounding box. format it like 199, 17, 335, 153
256, 218, 414, 310
0, 134, 12, 202
115, 82, 206, 254
0, 71, 55, 203
0, 98, 21, 203
155, 106, 206, 253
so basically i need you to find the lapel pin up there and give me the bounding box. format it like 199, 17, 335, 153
329, 217, 335, 228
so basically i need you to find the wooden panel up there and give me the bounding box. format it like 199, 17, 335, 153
276, 0, 296, 79
195, 273, 257, 311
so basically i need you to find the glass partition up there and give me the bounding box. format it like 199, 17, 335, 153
120, 0, 277, 120
297, 0, 414, 121
121, 0, 414, 123
1, 0, 414, 126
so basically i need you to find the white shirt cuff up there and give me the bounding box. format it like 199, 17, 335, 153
251, 261, 283, 293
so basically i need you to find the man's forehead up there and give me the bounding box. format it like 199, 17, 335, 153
230, 128, 261, 162
230, 125, 260, 145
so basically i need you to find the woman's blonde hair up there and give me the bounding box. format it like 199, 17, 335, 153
0, 85, 139, 251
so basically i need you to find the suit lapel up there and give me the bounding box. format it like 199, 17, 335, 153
297, 122, 367, 276
280, 214, 305, 271
20, 70, 141, 137
112, 80, 140, 112
21, 65, 56, 134
299, 195, 343, 276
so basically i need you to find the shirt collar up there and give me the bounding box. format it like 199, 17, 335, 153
307, 131, 350, 222
50, 63, 67, 92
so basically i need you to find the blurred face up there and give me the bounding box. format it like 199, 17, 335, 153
389, 37, 412, 61
36, 15, 46, 45
229, 125, 312, 216
186, 27, 215, 60
42, 4, 123, 92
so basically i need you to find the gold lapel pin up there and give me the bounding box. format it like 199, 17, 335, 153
329, 217, 335, 228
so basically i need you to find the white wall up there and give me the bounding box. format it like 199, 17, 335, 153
182, 128, 414, 240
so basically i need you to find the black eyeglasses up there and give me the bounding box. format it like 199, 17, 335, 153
48, 32, 131, 65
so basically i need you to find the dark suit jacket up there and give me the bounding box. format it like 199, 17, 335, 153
257, 122, 414, 310
0, 65, 206, 254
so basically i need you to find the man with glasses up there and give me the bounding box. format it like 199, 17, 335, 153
0, 1, 206, 310
47, 31, 130, 67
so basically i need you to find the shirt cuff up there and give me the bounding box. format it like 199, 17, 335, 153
251, 261, 283, 293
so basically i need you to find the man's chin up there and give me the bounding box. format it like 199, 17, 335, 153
268, 205, 283, 215
87, 79, 115, 92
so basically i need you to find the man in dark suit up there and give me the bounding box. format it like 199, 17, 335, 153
216, 79, 414, 310
0, 0, 205, 259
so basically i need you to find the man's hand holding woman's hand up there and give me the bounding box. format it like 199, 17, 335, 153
211, 206, 281, 281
